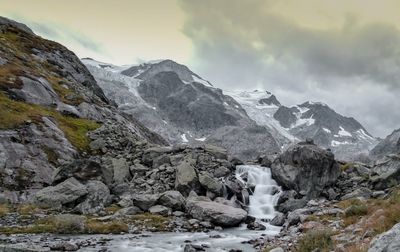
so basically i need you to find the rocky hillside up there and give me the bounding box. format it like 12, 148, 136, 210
0, 17, 166, 201
227, 90, 378, 160
83, 58, 280, 161
370, 128, 400, 159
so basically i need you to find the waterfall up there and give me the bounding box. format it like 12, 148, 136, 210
235, 165, 282, 225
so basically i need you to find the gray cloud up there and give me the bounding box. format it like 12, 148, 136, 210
179, 0, 400, 137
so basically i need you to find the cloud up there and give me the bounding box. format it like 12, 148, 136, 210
179, 0, 400, 137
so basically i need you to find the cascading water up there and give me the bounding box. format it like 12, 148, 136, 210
235, 164, 282, 233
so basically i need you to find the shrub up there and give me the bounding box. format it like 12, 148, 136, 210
296, 229, 333, 252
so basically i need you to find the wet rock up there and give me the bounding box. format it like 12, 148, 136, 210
271, 142, 340, 199
0, 244, 50, 252
49, 242, 79, 251
34, 178, 88, 209
184, 244, 205, 252
158, 190, 186, 211
270, 212, 285, 226
247, 221, 266, 230
186, 200, 247, 227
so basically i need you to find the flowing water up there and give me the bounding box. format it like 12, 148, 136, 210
20, 165, 282, 251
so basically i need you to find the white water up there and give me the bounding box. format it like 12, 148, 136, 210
19, 165, 282, 251
235, 165, 282, 232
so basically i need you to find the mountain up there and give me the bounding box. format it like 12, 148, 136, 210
83, 58, 280, 160
0, 17, 165, 196
370, 128, 400, 158
225, 90, 378, 160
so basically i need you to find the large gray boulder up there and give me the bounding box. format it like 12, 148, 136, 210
199, 172, 223, 195
34, 178, 88, 208
368, 223, 400, 252
271, 142, 340, 198
158, 190, 186, 211
186, 199, 247, 227
132, 194, 159, 211
175, 159, 200, 196
370, 154, 400, 190
74, 181, 111, 214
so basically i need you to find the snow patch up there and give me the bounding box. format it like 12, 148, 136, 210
192, 75, 213, 87
181, 134, 188, 143
195, 137, 207, 142
338, 126, 352, 137
331, 140, 352, 147
323, 128, 331, 133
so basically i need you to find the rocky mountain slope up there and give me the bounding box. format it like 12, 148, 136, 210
227, 90, 378, 160
83, 58, 280, 161
370, 128, 400, 159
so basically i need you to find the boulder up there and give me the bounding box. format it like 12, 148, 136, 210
186, 199, 247, 227
52, 159, 103, 184
368, 222, 400, 252
175, 159, 200, 196
204, 145, 228, 160
270, 212, 286, 226
371, 154, 400, 190
271, 143, 340, 198
114, 206, 142, 216
149, 205, 171, 216
34, 178, 87, 208
112, 157, 131, 184
74, 181, 111, 214
199, 172, 223, 195
213, 166, 230, 178
158, 190, 186, 211
0, 244, 50, 252
132, 194, 159, 211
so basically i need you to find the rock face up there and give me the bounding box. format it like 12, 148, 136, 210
370, 128, 400, 159
370, 154, 400, 190
175, 159, 200, 196
368, 223, 400, 252
186, 199, 247, 227
271, 142, 340, 198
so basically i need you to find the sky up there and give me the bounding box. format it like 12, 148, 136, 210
1, 0, 399, 137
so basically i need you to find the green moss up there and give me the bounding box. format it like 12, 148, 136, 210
296, 229, 333, 252
0, 92, 100, 151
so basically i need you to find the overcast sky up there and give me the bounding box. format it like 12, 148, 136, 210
1, 0, 399, 137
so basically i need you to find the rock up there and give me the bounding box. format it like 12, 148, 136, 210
12, 77, 58, 106
368, 222, 400, 252
74, 181, 111, 214
259, 155, 273, 167
270, 212, 285, 226
49, 242, 79, 251
112, 158, 130, 184
371, 191, 385, 198
175, 159, 200, 196
115, 206, 142, 216
300, 221, 325, 232
199, 172, 223, 195
204, 145, 228, 160
52, 159, 103, 184
34, 178, 88, 208
371, 154, 400, 190
341, 187, 372, 200
247, 221, 266, 230
184, 244, 205, 252
149, 205, 171, 216
213, 197, 242, 209
153, 154, 171, 168
132, 194, 159, 211
213, 166, 230, 178
271, 143, 340, 198
56, 102, 82, 118
269, 248, 284, 252
186, 200, 247, 227
0, 244, 50, 252
142, 147, 173, 166
158, 190, 186, 211
276, 197, 307, 213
